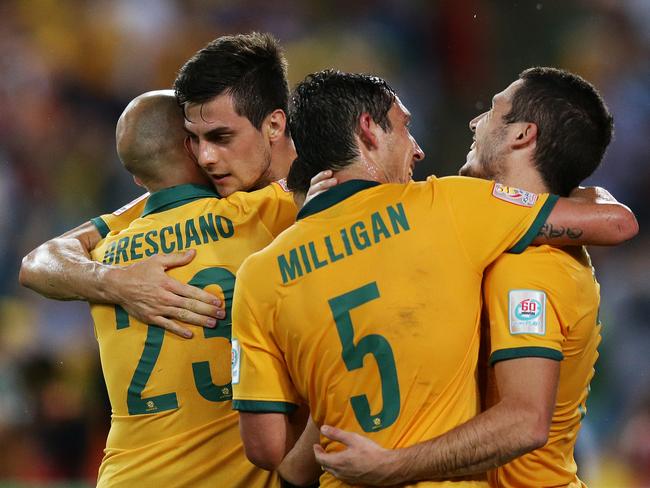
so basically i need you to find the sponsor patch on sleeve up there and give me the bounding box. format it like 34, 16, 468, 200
231, 339, 241, 384
508, 290, 546, 335
275, 178, 291, 192
492, 183, 538, 207
113, 192, 149, 215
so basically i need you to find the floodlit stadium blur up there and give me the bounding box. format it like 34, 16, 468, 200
2, 1, 648, 486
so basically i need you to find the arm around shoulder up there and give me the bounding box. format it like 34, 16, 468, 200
534, 186, 638, 246
19, 220, 107, 300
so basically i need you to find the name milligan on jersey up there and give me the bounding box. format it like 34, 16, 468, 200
278, 202, 410, 284
102, 213, 235, 264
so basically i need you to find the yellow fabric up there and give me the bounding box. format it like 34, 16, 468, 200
90, 182, 295, 487
233, 176, 554, 488
484, 246, 601, 488
96, 192, 149, 233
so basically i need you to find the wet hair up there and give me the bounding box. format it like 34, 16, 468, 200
287, 69, 396, 194
174, 32, 289, 131
504, 67, 613, 196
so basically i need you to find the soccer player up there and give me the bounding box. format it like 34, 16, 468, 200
91, 89, 295, 486
231, 70, 638, 488
307, 68, 631, 487
19, 32, 296, 338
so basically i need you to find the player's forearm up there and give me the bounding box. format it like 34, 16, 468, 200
20, 237, 120, 302
391, 399, 547, 480
534, 189, 638, 247
278, 417, 321, 486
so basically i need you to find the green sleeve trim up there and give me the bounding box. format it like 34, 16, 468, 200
508, 194, 559, 254
232, 400, 298, 413
91, 217, 110, 238
489, 346, 563, 366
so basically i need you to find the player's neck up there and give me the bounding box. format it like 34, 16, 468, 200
499, 156, 549, 195
269, 135, 297, 181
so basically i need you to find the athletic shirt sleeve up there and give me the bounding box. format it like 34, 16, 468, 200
231, 255, 301, 413
484, 251, 565, 366
91, 193, 149, 238
253, 181, 298, 237
431, 176, 558, 271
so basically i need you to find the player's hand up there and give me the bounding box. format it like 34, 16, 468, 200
304, 170, 338, 206
314, 425, 400, 486
108, 250, 224, 338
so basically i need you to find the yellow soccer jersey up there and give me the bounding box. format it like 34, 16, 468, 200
232, 177, 558, 488
91, 192, 149, 237
89, 183, 295, 488
484, 246, 601, 488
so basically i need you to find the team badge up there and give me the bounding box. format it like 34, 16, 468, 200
492, 183, 538, 207
231, 339, 241, 384
508, 290, 546, 335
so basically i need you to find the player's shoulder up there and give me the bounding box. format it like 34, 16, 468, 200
488, 245, 590, 287
225, 181, 294, 208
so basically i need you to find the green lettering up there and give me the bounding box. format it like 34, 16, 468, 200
308, 242, 327, 269
340, 228, 354, 256
387, 203, 410, 234
298, 244, 313, 273
102, 241, 116, 265
351, 222, 371, 250
130, 233, 144, 260
160, 226, 175, 253
185, 219, 202, 248
199, 214, 218, 243
145, 230, 159, 256
115, 236, 130, 264
325, 235, 344, 262
278, 249, 304, 284
174, 223, 184, 249
216, 216, 234, 238
370, 211, 391, 243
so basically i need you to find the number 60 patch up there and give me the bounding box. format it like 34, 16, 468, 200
508, 289, 546, 335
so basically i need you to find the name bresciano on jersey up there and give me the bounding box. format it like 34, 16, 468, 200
101, 213, 235, 265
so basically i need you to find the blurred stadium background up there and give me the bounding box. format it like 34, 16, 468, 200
1, 1, 648, 486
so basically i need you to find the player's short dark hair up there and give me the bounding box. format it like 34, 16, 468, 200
287, 70, 396, 194
504, 67, 613, 196
173, 32, 289, 131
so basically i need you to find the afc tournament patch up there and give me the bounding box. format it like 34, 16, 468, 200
492, 183, 538, 207
113, 192, 149, 215
508, 290, 546, 335
231, 339, 241, 384
275, 178, 291, 192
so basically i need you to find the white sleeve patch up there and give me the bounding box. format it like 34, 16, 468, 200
113, 192, 149, 215
492, 183, 538, 207
508, 290, 546, 335
231, 339, 241, 384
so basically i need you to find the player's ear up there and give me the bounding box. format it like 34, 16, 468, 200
511, 122, 537, 149
357, 112, 379, 149
133, 175, 145, 188
184, 136, 198, 163
265, 109, 287, 143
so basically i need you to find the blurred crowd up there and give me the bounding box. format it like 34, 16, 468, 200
1, 1, 648, 486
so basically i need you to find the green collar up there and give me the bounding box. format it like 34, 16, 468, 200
297, 180, 380, 220
142, 184, 219, 217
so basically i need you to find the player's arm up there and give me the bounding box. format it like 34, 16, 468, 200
19, 200, 222, 338
240, 405, 310, 471
315, 358, 558, 485
278, 416, 322, 487
532, 186, 638, 247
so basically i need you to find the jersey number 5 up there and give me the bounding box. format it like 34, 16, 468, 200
115, 266, 235, 415
328, 282, 400, 432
